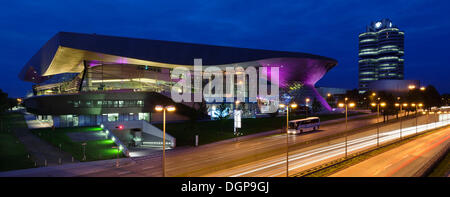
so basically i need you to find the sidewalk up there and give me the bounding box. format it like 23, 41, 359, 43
12, 113, 76, 167
24, 113, 52, 129
0, 157, 135, 177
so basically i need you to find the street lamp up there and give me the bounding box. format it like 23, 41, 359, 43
81, 142, 87, 161
395, 103, 403, 139
420, 86, 426, 91
155, 105, 176, 177
305, 98, 310, 117
279, 102, 297, 177
371, 101, 386, 147
411, 103, 423, 134
338, 101, 355, 157
408, 85, 416, 90
112, 145, 122, 167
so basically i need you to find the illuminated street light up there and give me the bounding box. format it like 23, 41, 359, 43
371, 101, 386, 147
305, 98, 310, 117
154, 105, 176, 177
337, 100, 355, 157
279, 102, 297, 177
395, 103, 403, 139
408, 85, 416, 90
420, 87, 426, 91
112, 146, 120, 167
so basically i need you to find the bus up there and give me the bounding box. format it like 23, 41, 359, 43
287, 117, 320, 134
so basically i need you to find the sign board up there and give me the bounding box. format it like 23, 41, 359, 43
234, 110, 242, 128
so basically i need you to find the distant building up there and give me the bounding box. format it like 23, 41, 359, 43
316, 87, 348, 98
367, 80, 419, 96
358, 19, 405, 93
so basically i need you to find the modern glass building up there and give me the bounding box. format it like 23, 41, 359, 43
358, 19, 404, 93
19, 32, 337, 127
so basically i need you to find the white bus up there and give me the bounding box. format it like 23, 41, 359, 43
287, 117, 320, 134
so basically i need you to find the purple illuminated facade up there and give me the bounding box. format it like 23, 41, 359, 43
19, 32, 337, 123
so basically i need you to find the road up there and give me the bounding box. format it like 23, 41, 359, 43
330, 126, 450, 177
203, 113, 449, 177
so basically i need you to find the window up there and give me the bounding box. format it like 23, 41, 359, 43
138, 113, 149, 121
107, 113, 119, 122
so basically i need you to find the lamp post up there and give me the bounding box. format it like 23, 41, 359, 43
371, 101, 386, 147
112, 145, 121, 167
338, 101, 355, 157
411, 103, 422, 134
81, 142, 87, 161
436, 110, 441, 128
279, 103, 297, 177
305, 98, 310, 118
155, 105, 176, 177
395, 103, 403, 139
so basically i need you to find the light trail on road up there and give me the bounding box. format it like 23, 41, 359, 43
208, 114, 450, 177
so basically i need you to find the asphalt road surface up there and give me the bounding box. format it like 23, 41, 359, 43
330, 126, 450, 177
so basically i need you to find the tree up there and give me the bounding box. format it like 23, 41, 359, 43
213, 103, 231, 133
442, 93, 450, 106
423, 85, 442, 110
0, 89, 9, 113
326, 94, 336, 108
187, 99, 208, 134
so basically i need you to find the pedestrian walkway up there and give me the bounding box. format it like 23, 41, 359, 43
24, 113, 52, 129
12, 114, 77, 167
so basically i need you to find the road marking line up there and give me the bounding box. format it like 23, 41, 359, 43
117, 171, 131, 175
383, 163, 392, 170
142, 166, 154, 170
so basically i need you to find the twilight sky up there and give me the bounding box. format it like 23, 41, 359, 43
1, 0, 449, 97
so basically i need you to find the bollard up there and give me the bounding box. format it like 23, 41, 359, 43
195, 135, 199, 147
44, 159, 47, 167
58, 158, 62, 165
27, 154, 30, 159
34, 162, 37, 167
72, 157, 74, 163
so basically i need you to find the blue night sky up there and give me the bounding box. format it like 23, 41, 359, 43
1, 0, 449, 97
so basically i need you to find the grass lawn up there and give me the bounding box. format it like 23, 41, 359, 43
31, 126, 123, 162
0, 113, 35, 171
155, 113, 364, 147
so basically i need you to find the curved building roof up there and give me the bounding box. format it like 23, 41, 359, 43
19, 32, 337, 84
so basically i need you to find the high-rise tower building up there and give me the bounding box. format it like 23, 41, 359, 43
358, 18, 404, 93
